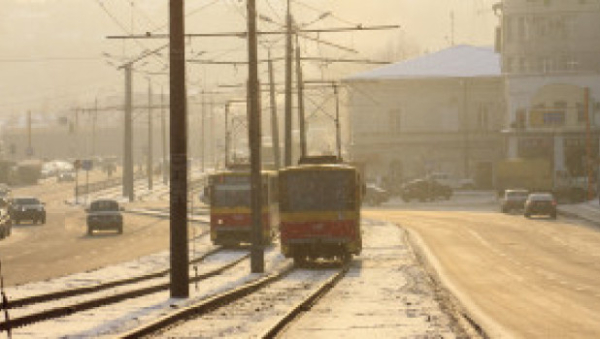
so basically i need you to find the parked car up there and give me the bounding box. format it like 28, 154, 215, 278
0, 199, 11, 239
57, 171, 76, 182
400, 179, 452, 202
500, 189, 529, 213
363, 184, 389, 206
86, 199, 124, 235
524, 192, 557, 219
9, 197, 46, 224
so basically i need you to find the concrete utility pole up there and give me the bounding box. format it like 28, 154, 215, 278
247, 0, 265, 273
267, 50, 281, 169
169, 0, 189, 298
123, 64, 134, 201
284, 0, 293, 166
295, 33, 307, 158
147, 79, 154, 191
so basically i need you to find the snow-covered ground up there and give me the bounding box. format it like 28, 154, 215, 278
4, 218, 468, 338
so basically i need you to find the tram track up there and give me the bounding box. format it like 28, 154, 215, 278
0, 247, 249, 333
118, 262, 350, 339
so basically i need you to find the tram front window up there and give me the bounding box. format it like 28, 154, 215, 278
283, 171, 355, 211
213, 184, 251, 208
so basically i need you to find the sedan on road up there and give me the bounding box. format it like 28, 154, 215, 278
524, 192, 557, 219
500, 189, 529, 213
9, 197, 46, 225
400, 179, 452, 202
86, 199, 123, 235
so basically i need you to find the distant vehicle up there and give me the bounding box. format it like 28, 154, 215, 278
207, 170, 278, 246
0, 199, 11, 239
400, 179, 452, 202
427, 172, 476, 190
9, 197, 46, 224
86, 199, 124, 235
12, 160, 43, 185
500, 189, 529, 213
524, 193, 557, 219
495, 159, 553, 196
57, 171, 76, 182
363, 184, 389, 206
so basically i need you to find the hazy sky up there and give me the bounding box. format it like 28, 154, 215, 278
0, 0, 499, 115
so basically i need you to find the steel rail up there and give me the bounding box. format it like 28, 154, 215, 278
117, 263, 296, 339
260, 262, 350, 338
0, 249, 247, 332
6, 242, 215, 309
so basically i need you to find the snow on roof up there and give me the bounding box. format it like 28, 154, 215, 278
346, 45, 501, 81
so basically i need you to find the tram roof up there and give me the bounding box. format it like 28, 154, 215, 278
279, 163, 357, 173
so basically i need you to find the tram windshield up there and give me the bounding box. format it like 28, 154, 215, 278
212, 182, 270, 208
282, 170, 355, 211
212, 183, 251, 207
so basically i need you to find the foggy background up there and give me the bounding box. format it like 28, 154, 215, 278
0, 0, 498, 116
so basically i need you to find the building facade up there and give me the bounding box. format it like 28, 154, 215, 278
499, 0, 600, 184
344, 45, 505, 189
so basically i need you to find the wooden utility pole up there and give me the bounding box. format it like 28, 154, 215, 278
267, 50, 281, 169
169, 0, 189, 298
584, 87, 594, 200
123, 64, 134, 201
333, 83, 342, 159
247, 0, 264, 273
92, 98, 98, 156
147, 79, 154, 191
27, 110, 32, 158
284, 0, 293, 166
161, 87, 168, 184
295, 34, 307, 158
201, 90, 206, 173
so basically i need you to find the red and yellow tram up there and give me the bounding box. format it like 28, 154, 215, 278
278, 159, 363, 264
207, 170, 278, 246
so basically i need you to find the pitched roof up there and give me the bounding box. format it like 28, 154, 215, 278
346, 45, 501, 81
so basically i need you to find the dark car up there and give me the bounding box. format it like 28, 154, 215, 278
57, 171, 76, 182
400, 179, 452, 202
363, 184, 389, 206
524, 193, 557, 219
86, 199, 124, 235
9, 197, 46, 224
500, 189, 529, 213
0, 199, 11, 239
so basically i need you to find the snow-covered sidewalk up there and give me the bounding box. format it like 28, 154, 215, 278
558, 199, 600, 226
280, 219, 462, 338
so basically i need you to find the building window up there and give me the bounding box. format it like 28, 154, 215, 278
577, 103, 588, 123
477, 104, 490, 131
543, 111, 565, 125
517, 17, 527, 40
388, 109, 402, 135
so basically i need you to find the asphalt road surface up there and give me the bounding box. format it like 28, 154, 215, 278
0, 207, 174, 287
366, 196, 600, 338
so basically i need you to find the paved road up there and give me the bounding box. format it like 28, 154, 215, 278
0, 207, 176, 286
0, 171, 206, 287
366, 196, 600, 338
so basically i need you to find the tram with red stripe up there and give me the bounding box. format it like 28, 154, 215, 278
208, 170, 278, 246
279, 156, 363, 265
